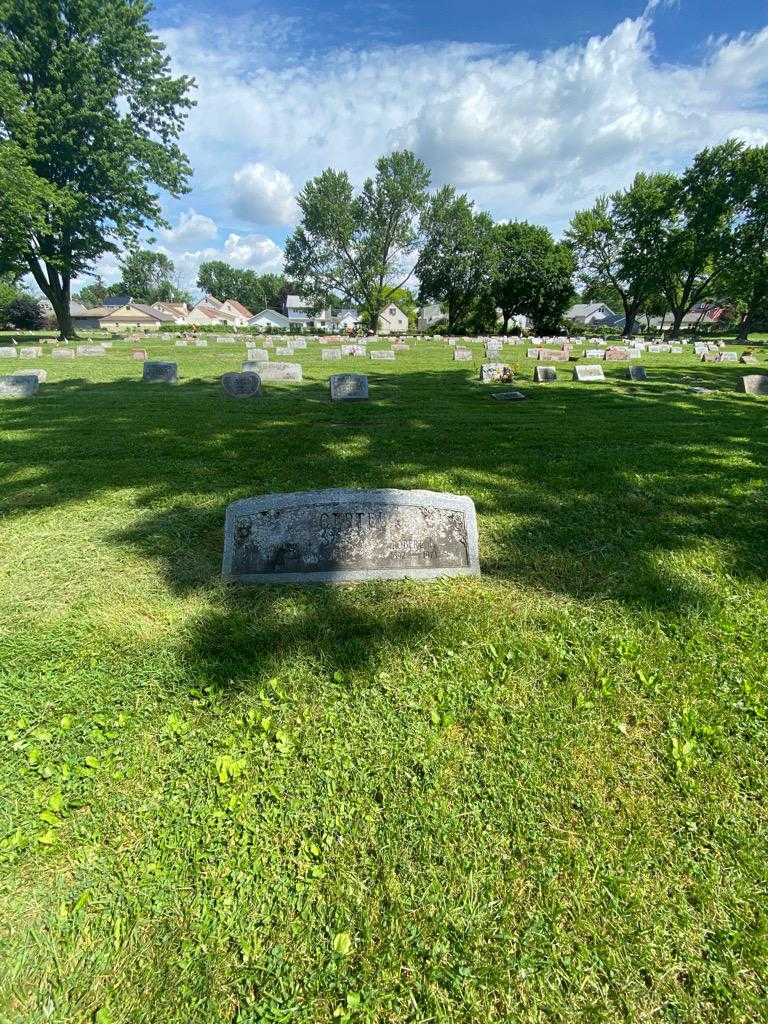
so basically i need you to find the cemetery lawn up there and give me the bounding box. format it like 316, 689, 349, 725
1, 336, 767, 1024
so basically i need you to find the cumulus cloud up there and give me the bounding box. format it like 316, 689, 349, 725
172, 232, 284, 284
159, 12, 768, 236
231, 162, 297, 225
159, 209, 218, 247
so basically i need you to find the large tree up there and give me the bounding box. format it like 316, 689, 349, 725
195, 262, 285, 313
0, 0, 194, 337
566, 173, 672, 337
719, 144, 768, 340
285, 150, 430, 331
491, 221, 574, 335
649, 142, 742, 337
416, 187, 494, 334
119, 249, 188, 304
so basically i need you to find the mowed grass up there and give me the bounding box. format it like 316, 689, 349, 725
1, 335, 767, 1024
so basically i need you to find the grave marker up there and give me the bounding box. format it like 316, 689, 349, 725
626, 366, 647, 381
453, 348, 472, 361
257, 362, 303, 381
0, 374, 38, 398
222, 371, 262, 398
370, 350, 395, 360
0, 347, 18, 358
19, 346, 42, 358
52, 347, 74, 359
322, 348, 342, 360
222, 488, 480, 584
480, 363, 513, 383
329, 373, 369, 402
738, 374, 768, 396
12, 368, 47, 383
76, 344, 106, 356
534, 366, 556, 383
573, 364, 606, 382
143, 361, 177, 383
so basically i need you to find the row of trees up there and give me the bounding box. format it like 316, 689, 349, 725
567, 141, 768, 338
284, 152, 574, 335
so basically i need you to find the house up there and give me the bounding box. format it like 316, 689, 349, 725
71, 305, 114, 330
99, 303, 178, 330
565, 302, 616, 325
220, 299, 253, 323
331, 309, 361, 333
249, 308, 290, 330
377, 303, 408, 335
283, 295, 361, 332
190, 295, 241, 326
152, 301, 190, 322
417, 303, 447, 331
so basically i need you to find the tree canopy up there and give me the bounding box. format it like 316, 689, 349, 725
491, 221, 574, 334
285, 150, 430, 330
0, 0, 194, 336
196, 262, 286, 314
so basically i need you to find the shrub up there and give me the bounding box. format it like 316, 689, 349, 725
5, 295, 44, 330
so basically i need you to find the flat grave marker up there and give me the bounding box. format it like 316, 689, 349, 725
454, 348, 472, 361
76, 344, 106, 356
370, 350, 395, 361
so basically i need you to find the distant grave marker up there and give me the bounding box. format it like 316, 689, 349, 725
52, 348, 74, 359
322, 348, 342, 360
76, 344, 106, 356
257, 362, 303, 381
453, 348, 472, 361
370, 350, 395, 360
19, 346, 42, 358
0, 347, 18, 358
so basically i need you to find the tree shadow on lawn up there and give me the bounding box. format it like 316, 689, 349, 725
1, 365, 766, 684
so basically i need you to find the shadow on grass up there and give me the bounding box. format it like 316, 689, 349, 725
1, 364, 767, 683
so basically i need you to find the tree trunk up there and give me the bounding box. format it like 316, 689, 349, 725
620, 296, 638, 338
27, 257, 77, 338
501, 311, 510, 335
50, 290, 75, 339
668, 308, 685, 339
736, 312, 751, 342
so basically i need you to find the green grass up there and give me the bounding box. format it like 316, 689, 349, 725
1, 336, 767, 1024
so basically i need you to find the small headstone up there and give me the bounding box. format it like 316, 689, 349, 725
526, 348, 540, 359
740, 353, 757, 364
257, 362, 303, 381
131, 349, 148, 360
700, 352, 719, 363
738, 374, 768, 396
369, 350, 395, 361
718, 351, 738, 363
671, 345, 683, 354
453, 348, 472, 361
322, 348, 342, 360
291, 339, 308, 349
626, 366, 647, 381
12, 367, 47, 383
222, 371, 262, 398
605, 346, 630, 361
690, 386, 713, 394
0, 374, 38, 398
222, 488, 480, 584
480, 363, 513, 383
19, 346, 42, 358
342, 344, 366, 357
539, 348, 570, 362
329, 373, 369, 402
490, 390, 527, 401
275, 345, 294, 356
245, 348, 270, 362
534, 366, 556, 383
585, 348, 604, 359
143, 361, 177, 383
391, 342, 410, 351
52, 347, 74, 359
175, 339, 189, 347
0, 347, 18, 358
76, 344, 106, 356
573, 364, 606, 382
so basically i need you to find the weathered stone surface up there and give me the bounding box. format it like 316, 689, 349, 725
19, 346, 42, 358
626, 365, 647, 381
605, 346, 631, 361
291, 339, 308, 349
245, 348, 270, 362
526, 348, 540, 359
222, 488, 480, 583
322, 348, 342, 360
740, 354, 758, 364
0, 374, 38, 398
175, 339, 189, 347
648, 343, 672, 353
275, 346, 294, 356
193, 339, 208, 347
453, 348, 472, 360
76, 344, 106, 356
573, 364, 606, 382
391, 342, 410, 351
342, 344, 366, 357
257, 362, 303, 381
369, 350, 395, 360
222, 371, 262, 398
738, 374, 768, 396
329, 373, 369, 402
52, 347, 74, 359
490, 390, 527, 401
131, 349, 148, 360
534, 366, 557, 383
12, 368, 47, 383
143, 361, 178, 383
718, 351, 738, 362
480, 363, 513, 383
700, 352, 719, 362
0, 347, 17, 358
242, 360, 268, 373
538, 348, 570, 362
584, 348, 604, 359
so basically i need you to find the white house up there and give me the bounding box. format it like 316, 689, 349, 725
565, 302, 616, 325
249, 308, 290, 330
377, 303, 408, 335
190, 295, 251, 326
284, 295, 362, 332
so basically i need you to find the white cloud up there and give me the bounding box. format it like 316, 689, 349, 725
159, 209, 217, 247
159, 13, 768, 236
172, 233, 284, 284
231, 162, 297, 225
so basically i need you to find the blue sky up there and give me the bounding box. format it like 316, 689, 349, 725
90, 1, 768, 292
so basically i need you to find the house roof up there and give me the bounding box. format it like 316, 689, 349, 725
249, 308, 289, 325
152, 302, 188, 316
196, 294, 225, 310
101, 303, 176, 322
73, 305, 118, 318
224, 299, 252, 318
566, 302, 614, 319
